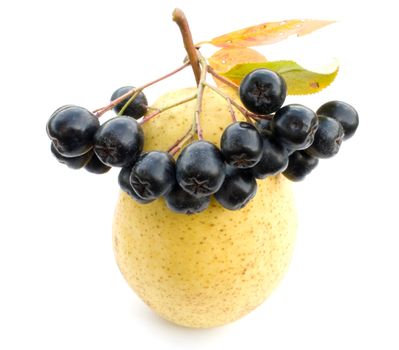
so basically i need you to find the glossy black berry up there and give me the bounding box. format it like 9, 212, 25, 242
93, 116, 144, 167
305, 116, 344, 159
220, 122, 262, 168
118, 167, 153, 204
251, 131, 289, 179
271, 104, 319, 150
176, 141, 225, 198
130, 151, 176, 200
214, 166, 257, 210
239, 69, 287, 115
84, 153, 111, 174
283, 151, 319, 182
47, 105, 99, 157
50, 143, 92, 169
317, 101, 359, 140
165, 185, 210, 214
255, 118, 271, 137
111, 86, 148, 119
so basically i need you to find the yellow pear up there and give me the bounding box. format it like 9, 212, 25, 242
112, 87, 297, 328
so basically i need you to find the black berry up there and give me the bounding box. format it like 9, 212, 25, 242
239, 69, 287, 115
50, 143, 92, 169
255, 119, 271, 137
305, 116, 344, 159
111, 86, 148, 119
165, 185, 210, 214
283, 151, 319, 182
220, 122, 263, 168
130, 151, 176, 200
47, 105, 99, 157
271, 104, 318, 150
251, 131, 289, 179
84, 153, 111, 174
176, 141, 225, 198
118, 167, 153, 204
93, 116, 144, 167
214, 166, 257, 210
317, 101, 359, 140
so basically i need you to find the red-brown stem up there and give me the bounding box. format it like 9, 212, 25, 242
203, 82, 272, 122
93, 62, 190, 117
194, 83, 205, 140
168, 127, 194, 156
226, 97, 237, 122
172, 8, 201, 85
207, 66, 240, 90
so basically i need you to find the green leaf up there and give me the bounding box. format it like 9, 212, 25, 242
222, 61, 339, 95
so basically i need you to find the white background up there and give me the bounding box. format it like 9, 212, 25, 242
0, 0, 398, 349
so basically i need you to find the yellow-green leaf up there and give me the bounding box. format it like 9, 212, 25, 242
222, 61, 339, 95
208, 19, 334, 48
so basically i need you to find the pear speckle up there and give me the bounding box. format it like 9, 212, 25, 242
112, 88, 297, 328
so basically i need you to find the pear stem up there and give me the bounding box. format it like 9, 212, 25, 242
93, 62, 190, 117
172, 8, 201, 85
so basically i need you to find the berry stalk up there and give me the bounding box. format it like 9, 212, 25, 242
193, 56, 209, 140
203, 82, 272, 122
207, 66, 240, 90
168, 127, 194, 156
93, 62, 190, 117
226, 97, 238, 122
139, 94, 197, 125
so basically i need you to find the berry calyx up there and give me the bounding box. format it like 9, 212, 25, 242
316, 101, 359, 140
165, 185, 210, 214
47, 105, 99, 157
130, 151, 176, 200
111, 86, 148, 119
239, 68, 287, 115
118, 167, 154, 204
93, 116, 144, 167
220, 122, 263, 168
283, 151, 319, 181
271, 104, 318, 150
50, 143, 92, 169
305, 116, 344, 159
176, 141, 226, 198
214, 166, 257, 210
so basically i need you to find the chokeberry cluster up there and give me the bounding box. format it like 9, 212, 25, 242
46, 68, 358, 215
46, 89, 148, 174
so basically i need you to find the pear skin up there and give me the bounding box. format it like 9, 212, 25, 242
112, 88, 297, 328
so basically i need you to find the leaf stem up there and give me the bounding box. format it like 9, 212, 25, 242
93, 62, 190, 117
138, 94, 197, 125
172, 8, 201, 85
